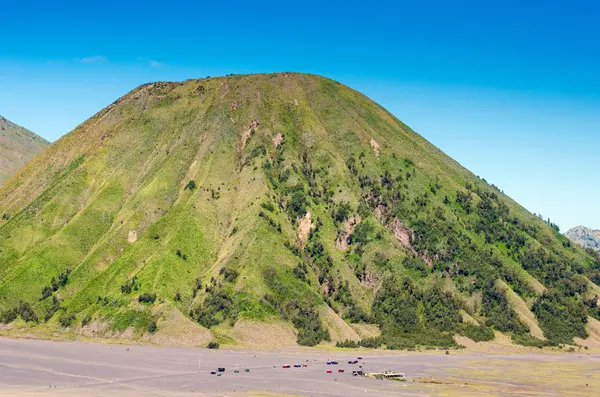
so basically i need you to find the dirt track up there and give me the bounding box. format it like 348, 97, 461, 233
0, 338, 599, 396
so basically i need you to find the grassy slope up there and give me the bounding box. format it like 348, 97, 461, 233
0, 115, 49, 184
0, 73, 598, 347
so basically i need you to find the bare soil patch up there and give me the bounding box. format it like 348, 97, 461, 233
369, 138, 380, 157
335, 215, 360, 251
272, 132, 283, 147
238, 119, 259, 152
296, 211, 313, 246
497, 280, 545, 339
319, 306, 360, 342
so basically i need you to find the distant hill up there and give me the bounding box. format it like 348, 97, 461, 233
0, 73, 599, 349
0, 115, 49, 184
566, 226, 600, 251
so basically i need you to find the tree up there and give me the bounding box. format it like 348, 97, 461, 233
185, 180, 196, 191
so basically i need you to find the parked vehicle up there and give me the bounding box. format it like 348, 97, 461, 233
217, 367, 225, 372
210, 371, 216, 375
244, 368, 250, 372
338, 369, 345, 373
348, 360, 358, 364
294, 364, 302, 368
282, 364, 291, 369
326, 369, 333, 373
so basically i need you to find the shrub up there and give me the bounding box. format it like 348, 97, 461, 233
190, 290, 234, 328
336, 339, 359, 348
185, 180, 196, 191
121, 277, 138, 294
58, 268, 71, 288
459, 323, 495, 342
0, 308, 17, 324
81, 315, 92, 327
221, 268, 240, 283
147, 320, 157, 333
40, 285, 53, 301
293, 307, 330, 346
343, 304, 370, 323
512, 333, 550, 348
260, 201, 275, 212
207, 341, 220, 349
532, 292, 587, 344
44, 296, 62, 322
16, 301, 38, 323
138, 293, 157, 304
59, 313, 76, 328
359, 337, 383, 348
287, 190, 308, 220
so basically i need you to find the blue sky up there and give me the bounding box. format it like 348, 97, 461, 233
1, 0, 598, 230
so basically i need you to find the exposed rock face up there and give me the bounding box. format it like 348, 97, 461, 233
565, 226, 600, 251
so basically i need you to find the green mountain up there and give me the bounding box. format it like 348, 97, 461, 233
0, 115, 49, 184
1, 73, 599, 349
566, 226, 600, 251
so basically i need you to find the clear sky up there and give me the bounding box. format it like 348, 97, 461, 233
1, 0, 598, 230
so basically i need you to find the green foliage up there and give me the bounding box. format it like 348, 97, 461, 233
16, 301, 38, 323
121, 277, 139, 294
59, 312, 76, 328
207, 341, 220, 349
343, 304, 370, 323
112, 310, 155, 332
349, 221, 372, 249
147, 320, 157, 333
359, 337, 383, 348
0, 73, 597, 350
459, 323, 495, 342
190, 289, 234, 328
44, 295, 62, 322
185, 180, 196, 191
293, 306, 330, 346
511, 333, 549, 347
191, 278, 202, 298
138, 293, 157, 304
336, 339, 359, 348
287, 189, 308, 220
482, 282, 529, 335
0, 308, 17, 324
403, 255, 428, 277
372, 277, 460, 348
532, 292, 587, 344
81, 314, 92, 326
40, 268, 71, 300
260, 201, 275, 212
332, 201, 352, 224
220, 267, 240, 283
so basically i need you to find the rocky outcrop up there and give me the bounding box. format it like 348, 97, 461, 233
565, 226, 600, 251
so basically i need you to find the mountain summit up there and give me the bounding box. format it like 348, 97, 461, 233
0, 115, 49, 184
566, 226, 600, 251
1, 73, 599, 348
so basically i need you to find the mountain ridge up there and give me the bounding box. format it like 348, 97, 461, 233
0, 73, 598, 349
0, 115, 49, 185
